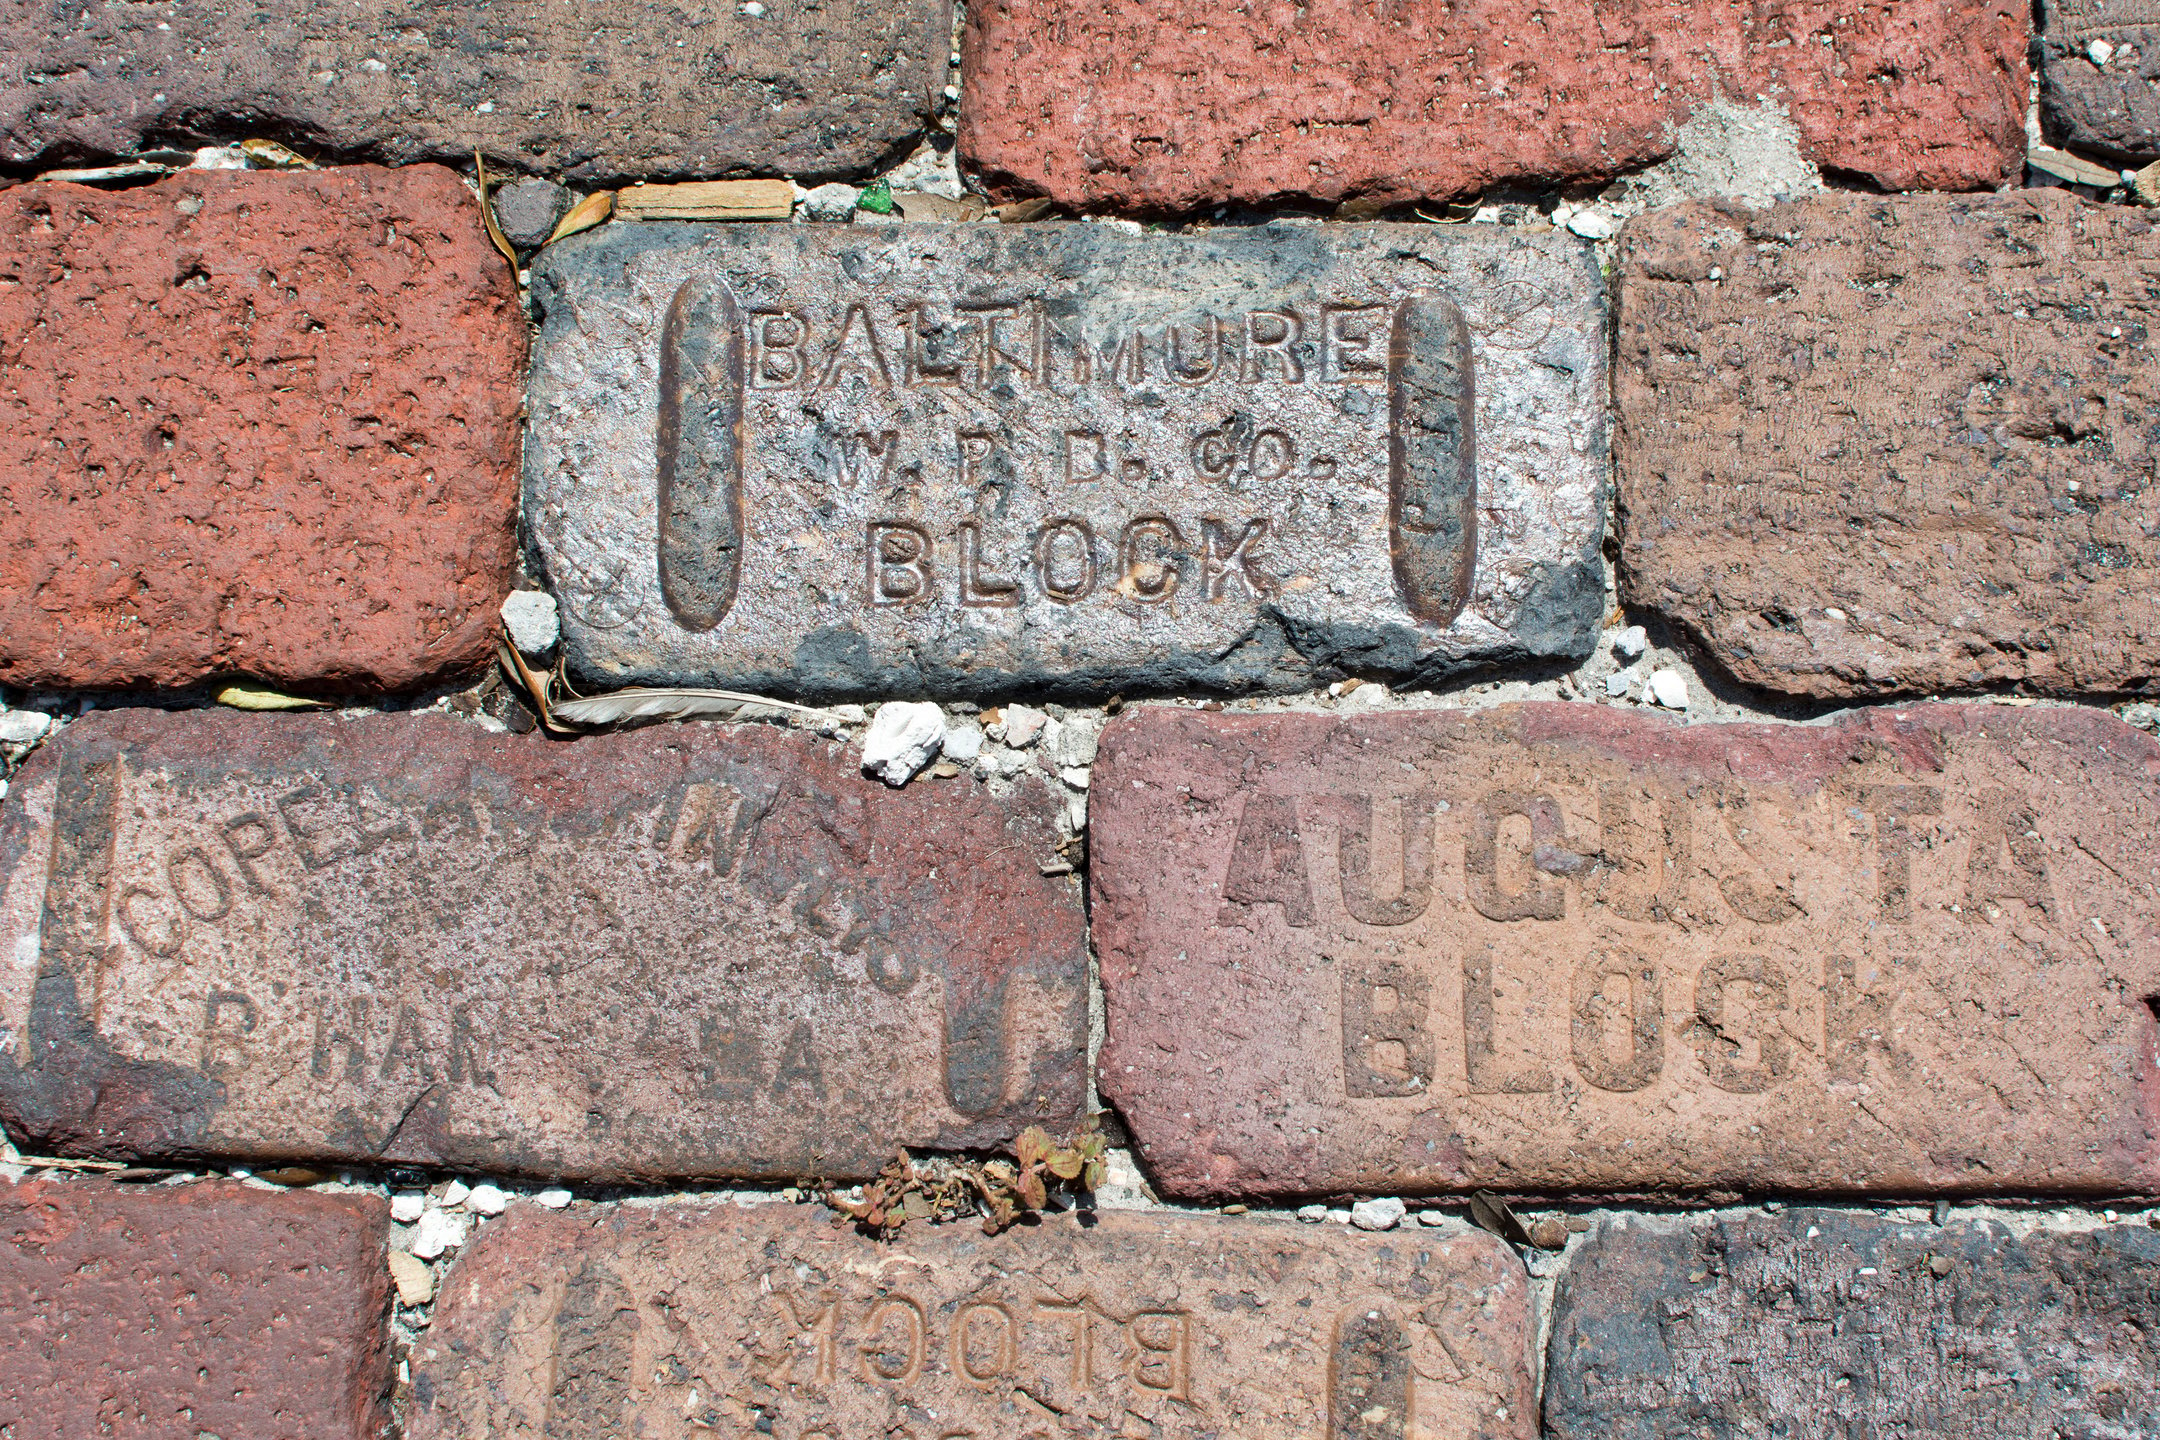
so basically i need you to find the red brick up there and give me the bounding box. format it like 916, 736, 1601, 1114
0, 167, 524, 693
0, 1177, 390, 1439
960, 1, 2028, 214
1618, 190, 2160, 698
1091, 703, 2160, 1200
408, 1203, 1534, 1439
0, 708, 1086, 1180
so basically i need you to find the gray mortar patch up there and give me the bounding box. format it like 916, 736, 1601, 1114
525, 221, 1607, 700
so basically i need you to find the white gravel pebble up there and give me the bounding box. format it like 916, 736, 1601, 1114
1326, 1208, 1353, 1225
499, 591, 560, 656
1297, 1204, 1329, 1223
860, 702, 944, 786
1647, 668, 1691, 710
1566, 208, 1617, 240
1613, 625, 1648, 660
440, 1179, 471, 1208
797, 181, 859, 221
389, 1192, 426, 1224
410, 1207, 469, 1260
941, 720, 984, 762
1351, 1197, 1406, 1231
1417, 1210, 1453, 1227
996, 705, 1049, 747
0, 710, 54, 746
1604, 669, 1635, 698
535, 1187, 573, 1209
465, 1183, 510, 1216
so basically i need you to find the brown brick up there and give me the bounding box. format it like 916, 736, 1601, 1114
1545, 1208, 2160, 1438
1091, 703, 2160, 1201
0, 1177, 391, 1439
1618, 190, 2160, 699
0, 709, 1085, 1180
2039, 0, 2160, 160
0, 0, 949, 185
0, 168, 523, 694
408, 1203, 1534, 1439
959, 1, 2027, 214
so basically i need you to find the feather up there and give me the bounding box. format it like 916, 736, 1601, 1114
551, 687, 816, 727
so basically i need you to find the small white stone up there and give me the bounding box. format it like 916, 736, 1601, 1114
1823, 607, 1847, 622
1604, 670, 1635, 698
191, 145, 250, 170
1044, 713, 1102, 768
1613, 624, 1648, 661
1296, 1204, 1329, 1223
2119, 702, 2160, 732
535, 1187, 573, 1209
465, 1183, 510, 1216
360, 57, 388, 72
941, 721, 984, 762
409, 1207, 468, 1260
1416, 1210, 1452, 1227
799, 181, 860, 222
1000, 705, 1049, 747
1064, 788, 1088, 832
740, 0, 766, 13
1325, 1208, 1353, 1224
1647, 668, 1690, 710
2090, 38, 2116, 65
860, 702, 944, 786
1351, 1196, 1406, 1231
1566, 209, 1617, 240
389, 1192, 426, 1224
0, 710, 53, 746
1059, 766, 1091, 790
500, 591, 560, 656
387, 1249, 435, 1306
440, 1179, 471, 1208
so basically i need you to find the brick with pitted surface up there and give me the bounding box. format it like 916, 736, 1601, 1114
1091, 702, 2160, 1200
0, 708, 1086, 1180
408, 1203, 1535, 1440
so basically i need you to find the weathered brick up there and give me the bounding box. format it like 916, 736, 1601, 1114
1619, 191, 2160, 698
408, 1203, 1534, 1439
1091, 702, 2160, 1201
527, 222, 1607, 699
2039, 0, 2160, 160
1546, 1208, 2160, 1438
0, 709, 1085, 1180
0, 0, 948, 185
0, 168, 523, 694
0, 1177, 391, 1439
959, 1, 2027, 214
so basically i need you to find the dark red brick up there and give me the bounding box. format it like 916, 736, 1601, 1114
1090, 702, 2160, 1201
0, 167, 524, 694
960, 0, 2028, 214
0, 1177, 390, 1439
409, 1202, 1534, 1439
0, 708, 1086, 1181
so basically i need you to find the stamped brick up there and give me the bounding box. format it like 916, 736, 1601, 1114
1546, 1208, 2160, 1438
1620, 191, 2160, 699
960, 0, 2027, 214
0, 168, 522, 694
2040, 0, 2160, 159
1091, 702, 2160, 1201
0, 1177, 391, 1439
0, 708, 1085, 1180
527, 221, 1607, 699
408, 1203, 1534, 1440
0, 0, 948, 184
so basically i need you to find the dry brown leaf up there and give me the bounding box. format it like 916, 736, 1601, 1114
474, 149, 518, 270
894, 190, 989, 223
547, 190, 615, 245
993, 196, 1058, 223
614, 179, 793, 222
2027, 144, 2122, 189
216, 683, 327, 712
240, 138, 314, 169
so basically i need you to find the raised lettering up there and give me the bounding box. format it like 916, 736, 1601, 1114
1321, 305, 1388, 385
959, 522, 1021, 608
1462, 950, 1557, 1094
1126, 1311, 1191, 1399
1334, 792, 1435, 926
1063, 429, 1106, 483
858, 1296, 926, 1382
747, 309, 807, 389
1570, 952, 1663, 1093
115, 883, 185, 957
1114, 516, 1184, 604
950, 1301, 1018, 1385
1343, 961, 1433, 1098
1965, 788, 2052, 913
1465, 791, 1567, 922
818, 303, 893, 391
1034, 1299, 1095, 1388
1688, 953, 1790, 1093
867, 521, 934, 605
200, 988, 257, 1077
1033, 518, 1098, 603
1215, 793, 1315, 928
1854, 784, 1944, 919
1241, 310, 1305, 383
1198, 517, 1273, 600
219, 811, 278, 895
